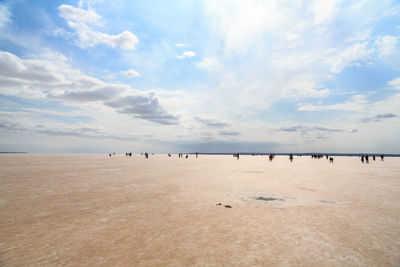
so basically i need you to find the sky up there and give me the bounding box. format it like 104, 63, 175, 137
0, 0, 399, 153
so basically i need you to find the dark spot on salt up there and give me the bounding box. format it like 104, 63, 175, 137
224, 205, 232, 208
256, 196, 278, 201
216, 203, 221, 206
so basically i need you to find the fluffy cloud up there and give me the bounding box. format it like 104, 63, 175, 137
198, 0, 400, 115
105, 94, 179, 125
123, 69, 141, 78
59, 4, 101, 24
59, 4, 138, 50
309, 0, 341, 25
176, 51, 196, 59
281, 75, 330, 98
375, 35, 398, 58
196, 57, 218, 70
328, 42, 372, 73
0, 50, 177, 125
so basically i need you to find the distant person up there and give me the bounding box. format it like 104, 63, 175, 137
145, 153, 148, 159
237, 153, 239, 160
361, 155, 364, 163
196, 152, 198, 158
186, 155, 188, 158
329, 157, 334, 163
289, 153, 293, 162
365, 155, 369, 164
381, 155, 384, 161
168, 153, 171, 157
109, 153, 111, 157
373, 156, 375, 161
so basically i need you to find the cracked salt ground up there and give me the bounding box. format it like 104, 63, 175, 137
1, 154, 400, 266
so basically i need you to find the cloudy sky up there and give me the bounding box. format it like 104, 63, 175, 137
0, 0, 399, 153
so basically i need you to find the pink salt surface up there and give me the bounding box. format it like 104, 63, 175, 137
0, 154, 399, 266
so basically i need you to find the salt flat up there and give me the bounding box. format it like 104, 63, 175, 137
0, 154, 399, 266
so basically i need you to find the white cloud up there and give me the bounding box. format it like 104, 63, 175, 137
309, 0, 341, 25
197, 0, 387, 115
175, 43, 184, 47
282, 75, 330, 98
123, 69, 140, 78
203, 0, 280, 53
109, 31, 138, 50
0, 3, 11, 28
346, 29, 371, 43
0, 50, 178, 125
328, 42, 372, 73
387, 77, 400, 90
196, 57, 218, 69
176, 51, 196, 59
59, 4, 101, 24
375, 35, 398, 58
58, 4, 138, 50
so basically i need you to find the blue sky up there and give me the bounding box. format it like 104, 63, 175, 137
0, 0, 399, 153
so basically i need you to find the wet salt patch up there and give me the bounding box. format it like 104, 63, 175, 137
98, 217, 109, 222
320, 200, 343, 205
0, 199, 7, 205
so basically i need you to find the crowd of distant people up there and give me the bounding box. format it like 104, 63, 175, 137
107, 152, 387, 164
360, 154, 384, 163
